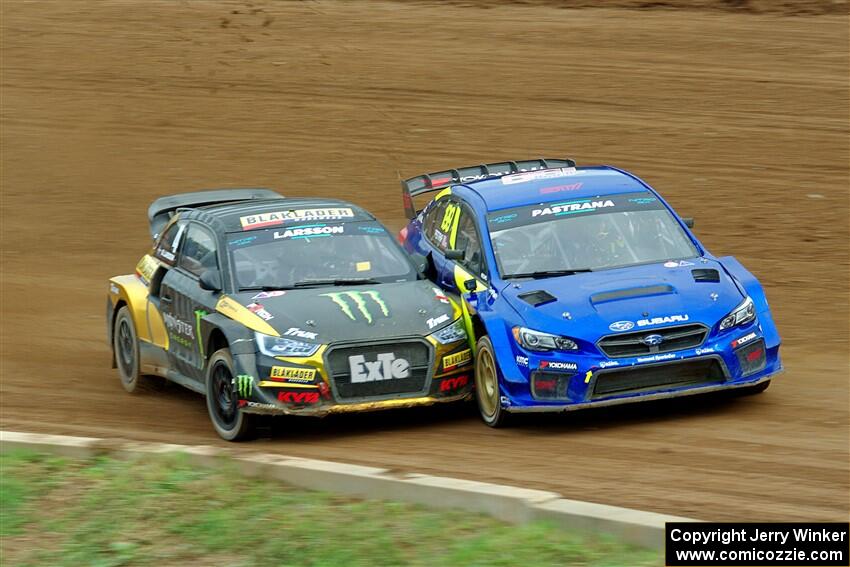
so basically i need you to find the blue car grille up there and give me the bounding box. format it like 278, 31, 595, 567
597, 324, 708, 358
592, 357, 726, 399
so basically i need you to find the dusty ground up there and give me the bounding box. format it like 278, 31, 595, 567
1, 0, 848, 522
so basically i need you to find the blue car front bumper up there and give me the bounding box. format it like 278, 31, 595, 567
497, 323, 783, 413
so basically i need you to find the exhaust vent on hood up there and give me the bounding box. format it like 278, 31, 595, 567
517, 290, 557, 307
691, 269, 720, 283
590, 284, 673, 304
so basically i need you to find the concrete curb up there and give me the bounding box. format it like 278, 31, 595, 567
0, 430, 695, 549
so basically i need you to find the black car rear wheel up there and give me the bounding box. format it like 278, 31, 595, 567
205, 348, 255, 441
113, 306, 150, 393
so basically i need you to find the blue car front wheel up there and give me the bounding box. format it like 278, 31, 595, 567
475, 336, 510, 428
738, 380, 771, 396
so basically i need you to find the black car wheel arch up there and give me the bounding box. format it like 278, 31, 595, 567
113, 306, 149, 394
205, 348, 255, 441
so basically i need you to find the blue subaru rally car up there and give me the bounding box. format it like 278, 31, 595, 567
398, 158, 782, 426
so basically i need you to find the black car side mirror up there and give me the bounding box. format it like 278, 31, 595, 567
463, 279, 477, 292
683, 217, 695, 228
199, 269, 222, 292
445, 249, 464, 261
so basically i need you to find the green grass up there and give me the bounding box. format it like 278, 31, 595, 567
0, 450, 659, 566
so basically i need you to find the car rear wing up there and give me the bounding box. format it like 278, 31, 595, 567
147, 188, 283, 238
400, 158, 575, 218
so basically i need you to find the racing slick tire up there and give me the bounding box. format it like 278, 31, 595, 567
474, 336, 510, 428
113, 306, 151, 394
738, 380, 771, 396
205, 347, 256, 441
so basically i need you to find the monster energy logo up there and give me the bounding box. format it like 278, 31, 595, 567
235, 374, 254, 397
320, 291, 389, 324
195, 309, 208, 356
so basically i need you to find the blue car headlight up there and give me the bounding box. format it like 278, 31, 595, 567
719, 296, 756, 331
512, 326, 578, 351
255, 332, 320, 357
431, 319, 467, 345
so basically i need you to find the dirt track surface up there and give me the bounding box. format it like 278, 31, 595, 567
1, 1, 848, 522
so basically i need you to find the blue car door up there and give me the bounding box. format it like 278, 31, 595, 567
411, 197, 456, 290
438, 200, 491, 348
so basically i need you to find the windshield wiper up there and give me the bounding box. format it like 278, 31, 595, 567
505, 269, 593, 280
292, 278, 381, 288
239, 285, 295, 292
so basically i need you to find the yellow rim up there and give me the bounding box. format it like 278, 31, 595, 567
475, 344, 499, 418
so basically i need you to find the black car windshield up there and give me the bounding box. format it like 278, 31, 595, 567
227, 221, 416, 289
487, 191, 698, 278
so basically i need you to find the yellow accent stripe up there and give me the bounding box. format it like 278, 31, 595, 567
434, 187, 452, 200
452, 264, 487, 351
274, 345, 328, 366
134, 254, 160, 283
215, 296, 279, 336
110, 274, 155, 343
451, 300, 462, 321
584, 370, 593, 384
258, 381, 319, 389
447, 204, 460, 248
326, 396, 438, 413
273, 346, 330, 385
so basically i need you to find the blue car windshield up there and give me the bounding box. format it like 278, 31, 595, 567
227, 221, 416, 289
487, 192, 698, 278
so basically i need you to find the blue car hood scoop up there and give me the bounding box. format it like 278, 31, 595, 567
589, 284, 674, 305
517, 289, 558, 307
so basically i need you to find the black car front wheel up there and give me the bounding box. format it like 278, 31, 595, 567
113, 306, 150, 394
205, 348, 255, 441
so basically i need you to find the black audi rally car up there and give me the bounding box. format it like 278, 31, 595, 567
106, 189, 473, 440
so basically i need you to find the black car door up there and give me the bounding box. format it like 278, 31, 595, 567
146, 220, 185, 352
159, 222, 221, 382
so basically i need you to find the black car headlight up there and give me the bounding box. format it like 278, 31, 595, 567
255, 332, 320, 357
431, 319, 467, 345
512, 326, 578, 351
719, 296, 756, 331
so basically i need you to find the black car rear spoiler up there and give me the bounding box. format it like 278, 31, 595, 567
400, 158, 576, 219
147, 188, 283, 238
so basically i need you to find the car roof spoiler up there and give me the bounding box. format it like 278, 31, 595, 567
400, 158, 575, 219
147, 188, 283, 239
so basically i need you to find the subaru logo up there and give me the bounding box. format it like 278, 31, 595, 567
609, 320, 635, 332
642, 334, 664, 346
